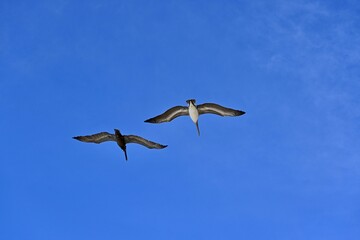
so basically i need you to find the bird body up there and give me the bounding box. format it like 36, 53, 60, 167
145, 99, 245, 135
187, 99, 200, 135
114, 129, 127, 160
73, 129, 167, 160
188, 100, 199, 123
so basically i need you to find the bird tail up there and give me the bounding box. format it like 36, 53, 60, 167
195, 121, 200, 136
124, 150, 128, 161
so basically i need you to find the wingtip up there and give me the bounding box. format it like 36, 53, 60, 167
144, 117, 160, 123
236, 110, 246, 116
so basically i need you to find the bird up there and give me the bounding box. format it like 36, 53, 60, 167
144, 99, 245, 136
73, 129, 167, 160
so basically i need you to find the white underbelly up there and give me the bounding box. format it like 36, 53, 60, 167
189, 105, 199, 123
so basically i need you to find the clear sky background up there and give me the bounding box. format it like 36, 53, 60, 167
1, 0, 360, 239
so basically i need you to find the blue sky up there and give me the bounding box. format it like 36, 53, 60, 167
1, 0, 360, 239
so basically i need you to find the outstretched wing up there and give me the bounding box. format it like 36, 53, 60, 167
197, 103, 245, 116
73, 132, 116, 144
144, 106, 188, 123
124, 135, 167, 149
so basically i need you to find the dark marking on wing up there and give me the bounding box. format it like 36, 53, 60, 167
73, 132, 116, 144
197, 103, 245, 117
144, 106, 188, 123
124, 135, 167, 149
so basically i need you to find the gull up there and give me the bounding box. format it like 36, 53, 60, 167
73, 129, 167, 160
144, 99, 245, 136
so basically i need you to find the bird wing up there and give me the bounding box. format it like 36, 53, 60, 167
124, 135, 167, 149
144, 106, 188, 123
197, 103, 245, 116
73, 132, 116, 144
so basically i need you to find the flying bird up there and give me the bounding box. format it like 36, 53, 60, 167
144, 99, 245, 136
73, 129, 167, 160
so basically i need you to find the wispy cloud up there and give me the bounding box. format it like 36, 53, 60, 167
238, 0, 360, 174
253, 2, 359, 111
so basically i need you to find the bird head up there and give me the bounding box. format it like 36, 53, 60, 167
186, 99, 196, 106
114, 129, 121, 135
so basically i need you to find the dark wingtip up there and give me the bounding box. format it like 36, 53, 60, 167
236, 110, 246, 116
144, 118, 155, 123
156, 144, 167, 149
73, 136, 80, 140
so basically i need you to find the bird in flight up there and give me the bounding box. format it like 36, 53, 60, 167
144, 99, 245, 136
73, 129, 167, 160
